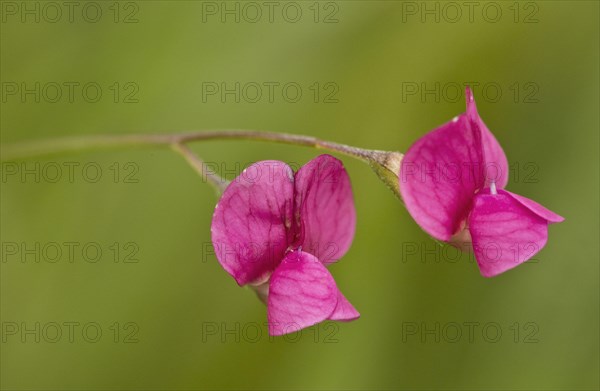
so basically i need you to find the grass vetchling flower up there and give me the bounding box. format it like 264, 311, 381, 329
399, 87, 564, 277
211, 154, 359, 336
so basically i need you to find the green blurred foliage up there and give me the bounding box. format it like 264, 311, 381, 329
1, 1, 598, 390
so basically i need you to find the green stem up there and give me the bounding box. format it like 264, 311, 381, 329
2, 129, 382, 162
1, 129, 404, 198
171, 143, 230, 194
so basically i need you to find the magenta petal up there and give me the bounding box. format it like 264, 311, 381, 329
503, 190, 565, 223
469, 189, 550, 277
294, 155, 356, 264
328, 290, 360, 321
465, 87, 509, 189
211, 161, 294, 286
399, 114, 484, 241
267, 251, 338, 336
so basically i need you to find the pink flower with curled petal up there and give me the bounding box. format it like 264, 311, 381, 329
211, 154, 359, 336
399, 87, 564, 277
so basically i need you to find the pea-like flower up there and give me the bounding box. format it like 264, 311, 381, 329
399, 87, 564, 277
211, 155, 359, 335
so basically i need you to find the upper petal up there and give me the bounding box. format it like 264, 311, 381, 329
267, 251, 338, 336
465, 86, 509, 188
211, 161, 294, 286
469, 189, 553, 277
399, 114, 483, 241
294, 155, 356, 264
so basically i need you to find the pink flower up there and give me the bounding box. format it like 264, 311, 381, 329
399, 87, 564, 277
211, 154, 359, 335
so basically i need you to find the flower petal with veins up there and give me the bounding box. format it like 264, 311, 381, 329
294, 154, 356, 264
399, 114, 483, 241
268, 251, 338, 336
469, 189, 551, 277
503, 190, 565, 223
211, 161, 294, 286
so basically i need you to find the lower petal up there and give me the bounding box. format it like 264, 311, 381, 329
328, 291, 360, 321
469, 190, 550, 277
504, 190, 564, 223
267, 251, 338, 336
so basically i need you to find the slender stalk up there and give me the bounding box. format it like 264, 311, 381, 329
1, 134, 171, 160
1, 129, 380, 162
1, 129, 404, 198
171, 143, 229, 194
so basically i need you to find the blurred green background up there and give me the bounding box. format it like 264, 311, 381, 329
1, 1, 598, 390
